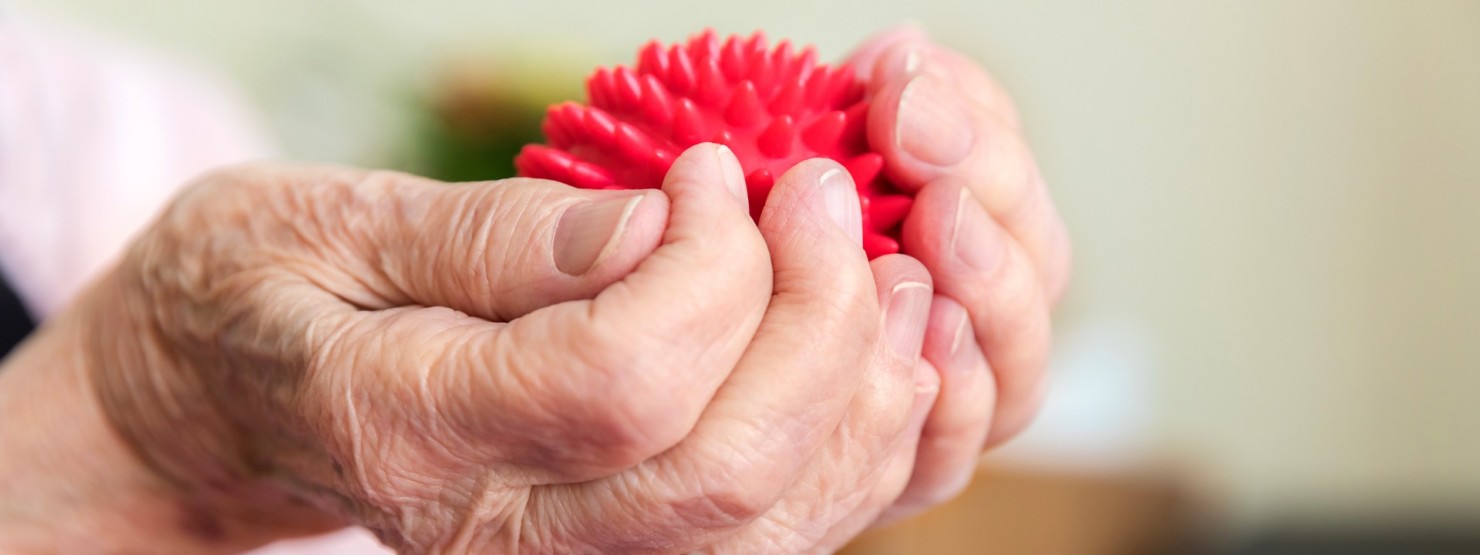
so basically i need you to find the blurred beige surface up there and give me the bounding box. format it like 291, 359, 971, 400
841, 464, 1196, 555
15, 0, 1480, 545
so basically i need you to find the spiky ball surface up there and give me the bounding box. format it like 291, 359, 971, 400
516, 29, 912, 258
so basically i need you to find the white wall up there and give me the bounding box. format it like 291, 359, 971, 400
17, 0, 1480, 534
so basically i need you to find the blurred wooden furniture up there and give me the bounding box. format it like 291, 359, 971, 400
842, 463, 1198, 555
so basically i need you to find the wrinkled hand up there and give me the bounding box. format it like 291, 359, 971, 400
848, 27, 1074, 524
1, 27, 1072, 553
70, 144, 936, 553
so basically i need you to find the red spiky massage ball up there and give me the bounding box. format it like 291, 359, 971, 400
516, 29, 912, 258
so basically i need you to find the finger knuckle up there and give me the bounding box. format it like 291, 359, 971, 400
983, 252, 1049, 342
677, 456, 779, 530
787, 260, 878, 332
683, 483, 773, 531
559, 337, 699, 471
992, 139, 1045, 225
855, 379, 916, 442
584, 384, 693, 470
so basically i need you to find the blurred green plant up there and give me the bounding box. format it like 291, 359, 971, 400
407, 56, 584, 182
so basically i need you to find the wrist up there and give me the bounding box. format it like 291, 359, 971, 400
0, 310, 220, 552
0, 281, 335, 553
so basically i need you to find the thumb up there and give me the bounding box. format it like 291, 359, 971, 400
363, 172, 669, 321
318, 144, 771, 483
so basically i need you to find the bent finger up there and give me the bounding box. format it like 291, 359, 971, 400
865, 42, 1072, 304
527, 159, 884, 552
877, 295, 994, 525
904, 179, 1051, 447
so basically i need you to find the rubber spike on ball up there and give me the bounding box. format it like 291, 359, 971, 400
516, 29, 916, 258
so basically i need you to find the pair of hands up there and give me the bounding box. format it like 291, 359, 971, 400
0, 29, 1069, 554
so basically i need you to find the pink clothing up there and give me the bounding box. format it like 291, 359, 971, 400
0, 14, 392, 554
0, 15, 268, 318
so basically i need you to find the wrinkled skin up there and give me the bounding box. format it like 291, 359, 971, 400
81, 149, 933, 553
0, 29, 1069, 554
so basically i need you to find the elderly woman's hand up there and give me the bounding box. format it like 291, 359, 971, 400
846, 27, 1074, 525
0, 144, 937, 554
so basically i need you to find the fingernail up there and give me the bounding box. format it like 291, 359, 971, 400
896, 74, 974, 167
713, 144, 748, 208
819, 168, 863, 244
948, 188, 1003, 272
867, 20, 931, 78
885, 282, 932, 361
908, 366, 939, 431
554, 193, 645, 275
949, 310, 971, 358
903, 47, 923, 75
871, 41, 923, 83
944, 310, 981, 379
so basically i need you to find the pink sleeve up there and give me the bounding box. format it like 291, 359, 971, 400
0, 14, 270, 319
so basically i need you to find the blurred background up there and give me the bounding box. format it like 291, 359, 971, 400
8, 0, 1480, 553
